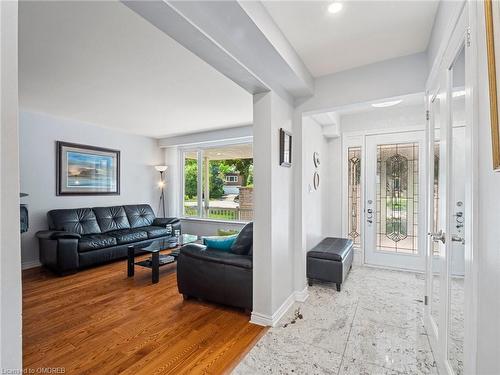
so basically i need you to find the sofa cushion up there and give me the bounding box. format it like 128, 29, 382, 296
307, 237, 353, 261
230, 222, 253, 255
48, 208, 101, 235
203, 234, 238, 252
78, 234, 117, 252
124, 205, 156, 228
108, 228, 148, 245
139, 226, 170, 239
93, 206, 130, 232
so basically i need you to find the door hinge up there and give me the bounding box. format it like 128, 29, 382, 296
424, 295, 429, 305
426, 110, 430, 121
466, 26, 471, 47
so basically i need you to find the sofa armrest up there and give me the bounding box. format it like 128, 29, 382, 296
36, 230, 81, 240
180, 243, 207, 252
37, 231, 80, 275
152, 217, 180, 227
180, 245, 252, 269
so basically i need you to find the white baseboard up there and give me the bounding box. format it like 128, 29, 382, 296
250, 287, 308, 327
250, 311, 274, 327
22, 260, 41, 270
294, 286, 309, 302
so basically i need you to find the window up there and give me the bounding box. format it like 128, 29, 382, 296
347, 147, 361, 246
182, 143, 253, 222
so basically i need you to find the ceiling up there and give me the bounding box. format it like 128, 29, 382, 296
262, 0, 439, 77
19, 1, 253, 139
185, 143, 253, 160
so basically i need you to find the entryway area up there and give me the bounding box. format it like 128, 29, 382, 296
235, 266, 437, 374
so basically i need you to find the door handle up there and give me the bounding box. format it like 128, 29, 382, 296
429, 230, 445, 244
451, 234, 465, 245
366, 208, 373, 224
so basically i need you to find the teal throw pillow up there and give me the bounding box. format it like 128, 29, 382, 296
203, 234, 238, 251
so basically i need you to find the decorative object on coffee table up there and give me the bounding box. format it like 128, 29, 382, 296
56, 141, 120, 195
127, 234, 199, 284
155, 165, 168, 217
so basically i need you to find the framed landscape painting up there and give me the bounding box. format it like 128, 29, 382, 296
56, 141, 120, 195
485, 0, 500, 170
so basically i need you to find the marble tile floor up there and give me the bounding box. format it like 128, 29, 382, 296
233, 266, 439, 375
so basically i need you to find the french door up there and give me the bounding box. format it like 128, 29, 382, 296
424, 4, 471, 374
364, 131, 426, 271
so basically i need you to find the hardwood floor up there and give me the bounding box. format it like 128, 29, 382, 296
22, 255, 265, 375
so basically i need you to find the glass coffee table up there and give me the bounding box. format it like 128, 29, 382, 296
127, 234, 199, 284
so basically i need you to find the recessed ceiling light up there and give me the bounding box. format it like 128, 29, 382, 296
371, 100, 403, 108
328, 2, 343, 14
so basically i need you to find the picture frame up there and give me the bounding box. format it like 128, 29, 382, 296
279, 128, 292, 167
485, 0, 500, 170
56, 141, 120, 195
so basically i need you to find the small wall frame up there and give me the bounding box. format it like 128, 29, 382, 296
279, 128, 292, 167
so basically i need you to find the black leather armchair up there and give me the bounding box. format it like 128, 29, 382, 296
177, 223, 253, 310
36, 204, 180, 275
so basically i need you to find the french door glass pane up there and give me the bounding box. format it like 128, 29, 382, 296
183, 152, 199, 217
376, 143, 419, 254
433, 143, 440, 255
448, 45, 465, 375
347, 147, 361, 246
431, 94, 442, 329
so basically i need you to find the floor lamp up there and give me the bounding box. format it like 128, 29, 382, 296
155, 165, 168, 218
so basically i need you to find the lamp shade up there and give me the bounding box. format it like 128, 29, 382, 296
154, 165, 168, 172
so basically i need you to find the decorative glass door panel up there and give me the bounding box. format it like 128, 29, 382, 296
376, 143, 419, 254
347, 147, 361, 246
364, 132, 426, 271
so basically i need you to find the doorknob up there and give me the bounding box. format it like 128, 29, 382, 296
429, 230, 446, 244
451, 234, 465, 245
366, 208, 373, 224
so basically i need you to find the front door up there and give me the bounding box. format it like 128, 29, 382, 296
364, 131, 426, 271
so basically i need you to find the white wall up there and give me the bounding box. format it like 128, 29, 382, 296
270, 92, 294, 313
0, 0, 22, 370
252, 91, 294, 323
473, 2, 500, 373
323, 137, 342, 238
340, 103, 425, 133
301, 116, 328, 251
19, 111, 162, 267
297, 52, 428, 114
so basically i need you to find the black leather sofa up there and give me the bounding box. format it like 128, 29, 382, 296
36, 204, 180, 275
177, 222, 253, 310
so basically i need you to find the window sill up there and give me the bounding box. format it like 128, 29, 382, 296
180, 217, 249, 225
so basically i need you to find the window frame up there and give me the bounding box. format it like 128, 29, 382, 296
179, 138, 253, 223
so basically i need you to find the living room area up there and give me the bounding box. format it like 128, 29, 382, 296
19, 0, 261, 373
